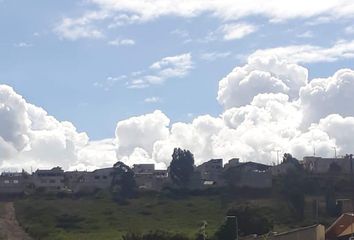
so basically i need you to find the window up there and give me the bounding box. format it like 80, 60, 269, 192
13, 180, 19, 184
4, 180, 9, 184
103, 176, 107, 179
49, 179, 56, 183
94, 176, 100, 180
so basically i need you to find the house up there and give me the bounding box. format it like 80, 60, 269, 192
326, 213, 354, 240
133, 164, 169, 191
196, 159, 224, 186
132, 164, 155, 174
65, 170, 93, 193
270, 160, 300, 176
32, 167, 65, 192
303, 155, 354, 174
224, 158, 241, 170
0, 171, 29, 195
65, 167, 114, 193
225, 162, 272, 189
242, 224, 325, 240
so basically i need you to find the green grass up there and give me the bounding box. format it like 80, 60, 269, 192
15, 193, 227, 240
14, 191, 333, 240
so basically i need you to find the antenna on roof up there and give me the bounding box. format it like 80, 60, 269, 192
313, 146, 316, 156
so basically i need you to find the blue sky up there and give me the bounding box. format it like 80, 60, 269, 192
1, 0, 353, 141
1, 0, 354, 170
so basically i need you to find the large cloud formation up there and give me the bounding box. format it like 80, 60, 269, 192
1, 56, 354, 170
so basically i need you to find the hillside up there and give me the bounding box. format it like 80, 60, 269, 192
13, 189, 339, 240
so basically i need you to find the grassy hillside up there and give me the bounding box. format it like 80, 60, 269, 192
14, 190, 337, 240
15, 193, 227, 240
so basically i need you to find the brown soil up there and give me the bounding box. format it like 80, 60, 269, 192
0, 202, 32, 240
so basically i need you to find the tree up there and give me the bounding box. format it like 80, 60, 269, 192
169, 148, 195, 187
282, 153, 301, 169
278, 169, 305, 220
111, 161, 137, 200
214, 206, 273, 240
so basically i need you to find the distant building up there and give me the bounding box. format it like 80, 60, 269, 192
133, 164, 169, 191
196, 159, 224, 186
303, 155, 354, 174
32, 167, 65, 192
226, 162, 272, 189
0, 171, 29, 195
270, 160, 299, 176
65, 167, 114, 193
132, 164, 155, 175
242, 224, 325, 240
224, 158, 241, 170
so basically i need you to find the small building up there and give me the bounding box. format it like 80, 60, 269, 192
224, 158, 241, 170
65, 167, 114, 193
0, 171, 29, 195
32, 167, 65, 192
196, 159, 224, 186
242, 224, 325, 240
270, 161, 299, 176
132, 164, 155, 175
134, 164, 169, 191
303, 156, 354, 174
225, 162, 272, 189
326, 213, 354, 240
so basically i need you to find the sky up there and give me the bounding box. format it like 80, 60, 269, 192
0, 0, 354, 171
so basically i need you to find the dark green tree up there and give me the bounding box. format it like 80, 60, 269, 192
169, 148, 195, 187
215, 206, 273, 239
111, 161, 137, 200
282, 153, 302, 169
278, 169, 305, 220
214, 216, 237, 240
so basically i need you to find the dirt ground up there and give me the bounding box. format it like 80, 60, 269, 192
0, 202, 32, 240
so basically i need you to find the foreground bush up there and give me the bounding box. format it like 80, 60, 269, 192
122, 230, 190, 240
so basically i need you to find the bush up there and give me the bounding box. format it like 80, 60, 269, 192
55, 213, 85, 230
122, 230, 190, 240
214, 205, 273, 240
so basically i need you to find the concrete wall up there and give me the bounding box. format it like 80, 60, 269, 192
0, 173, 27, 194
303, 156, 354, 174
238, 171, 272, 189
65, 168, 114, 193
197, 159, 224, 186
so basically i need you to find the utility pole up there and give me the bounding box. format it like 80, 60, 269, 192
276, 150, 281, 165
226, 216, 238, 240
332, 147, 337, 158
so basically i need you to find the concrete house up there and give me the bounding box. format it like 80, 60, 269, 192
32, 167, 65, 192
226, 162, 272, 189
0, 171, 29, 195
65, 167, 114, 193
133, 164, 168, 191
303, 156, 354, 174
132, 164, 155, 174
196, 159, 224, 186
270, 161, 299, 176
